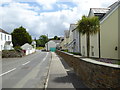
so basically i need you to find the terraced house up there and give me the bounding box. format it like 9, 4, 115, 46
82, 1, 120, 59
0, 28, 13, 51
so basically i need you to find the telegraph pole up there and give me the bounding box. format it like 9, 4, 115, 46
47, 34, 48, 51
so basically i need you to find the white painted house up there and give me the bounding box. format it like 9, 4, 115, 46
67, 24, 80, 53
45, 40, 60, 52
21, 43, 36, 55
0, 28, 13, 51
80, 1, 120, 59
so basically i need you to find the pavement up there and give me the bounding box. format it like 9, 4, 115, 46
46, 52, 88, 89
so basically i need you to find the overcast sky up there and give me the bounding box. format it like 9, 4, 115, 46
0, 0, 117, 38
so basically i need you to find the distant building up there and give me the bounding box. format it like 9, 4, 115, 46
0, 28, 13, 51
67, 24, 80, 53
21, 43, 36, 55
45, 40, 61, 52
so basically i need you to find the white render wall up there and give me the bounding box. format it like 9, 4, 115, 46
45, 41, 56, 50
118, 6, 120, 59
81, 34, 87, 56
0, 32, 12, 51
73, 29, 80, 53
100, 7, 119, 59
90, 34, 99, 57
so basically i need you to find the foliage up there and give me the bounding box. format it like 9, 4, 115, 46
11, 26, 32, 47
36, 47, 44, 50
69, 52, 82, 56
14, 46, 22, 51
61, 49, 68, 52
36, 35, 48, 47
77, 15, 100, 57
54, 36, 58, 40
2, 50, 24, 58
118, 61, 120, 65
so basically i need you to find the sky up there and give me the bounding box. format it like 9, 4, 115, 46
0, 0, 118, 39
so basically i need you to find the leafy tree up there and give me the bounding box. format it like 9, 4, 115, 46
54, 36, 58, 40
11, 26, 32, 47
39, 35, 48, 47
77, 15, 100, 57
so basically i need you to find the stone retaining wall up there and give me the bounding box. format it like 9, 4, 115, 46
56, 50, 120, 88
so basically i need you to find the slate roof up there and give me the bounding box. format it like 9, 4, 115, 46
100, 1, 120, 22
0, 28, 10, 35
89, 1, 120, 20
91, 8, 110, 14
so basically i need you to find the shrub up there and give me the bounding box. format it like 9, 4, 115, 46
14, 46, 22, 52
118, 61, 120, 65
61, 49, 68, 52
69, 52, 82, 56
2, 50, 25, 58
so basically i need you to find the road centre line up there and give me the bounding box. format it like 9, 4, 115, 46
13, 52, 49, 88
0, 68, 16, 77
22, 61, 30, 66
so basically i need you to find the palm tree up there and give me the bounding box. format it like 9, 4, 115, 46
77, 15, 100, 57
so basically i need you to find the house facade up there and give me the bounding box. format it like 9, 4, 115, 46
82, 1, 120, 59
60, 30, 70, 50
45, 40, 60, 52
71, 24, 80, 53
0, 28, 13, 51
100, 1, 120, 59
21, 43, 36, 55
67, 24, 80, 53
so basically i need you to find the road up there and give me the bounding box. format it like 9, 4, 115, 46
1, 50, 51, 88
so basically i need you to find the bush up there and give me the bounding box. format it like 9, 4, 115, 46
118, 61, 120, 65
14, 46, 22, 52
61, 49, 68, 52
2, 50, 25, 58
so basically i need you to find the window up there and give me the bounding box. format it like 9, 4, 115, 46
1, 45, 3, 50
91, 46, 94, 56
8, 36, 10, 40
1, 34, 2, 40
5, 35, 6, 40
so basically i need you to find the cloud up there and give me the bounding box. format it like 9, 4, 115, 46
0, 0, 118, 39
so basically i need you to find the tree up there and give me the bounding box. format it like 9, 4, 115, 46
11, 26, 32, 47
77, 15, 100, 57
54, 36, 58, 40
39, 35, 48, 47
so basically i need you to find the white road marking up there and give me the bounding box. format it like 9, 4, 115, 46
14, 52, 49, 88
22, 61, 30, 66
0, 68, 16, 77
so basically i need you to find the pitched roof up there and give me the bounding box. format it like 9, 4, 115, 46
100, 1, 120, 23
91, 8, 110, 14
21, 43, 33, 50
88, 8, 110, 20
0, 28, 10, 35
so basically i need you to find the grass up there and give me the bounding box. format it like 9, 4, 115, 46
36, 47, 44, 50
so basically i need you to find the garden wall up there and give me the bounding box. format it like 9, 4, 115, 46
56, 50, 120, 88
